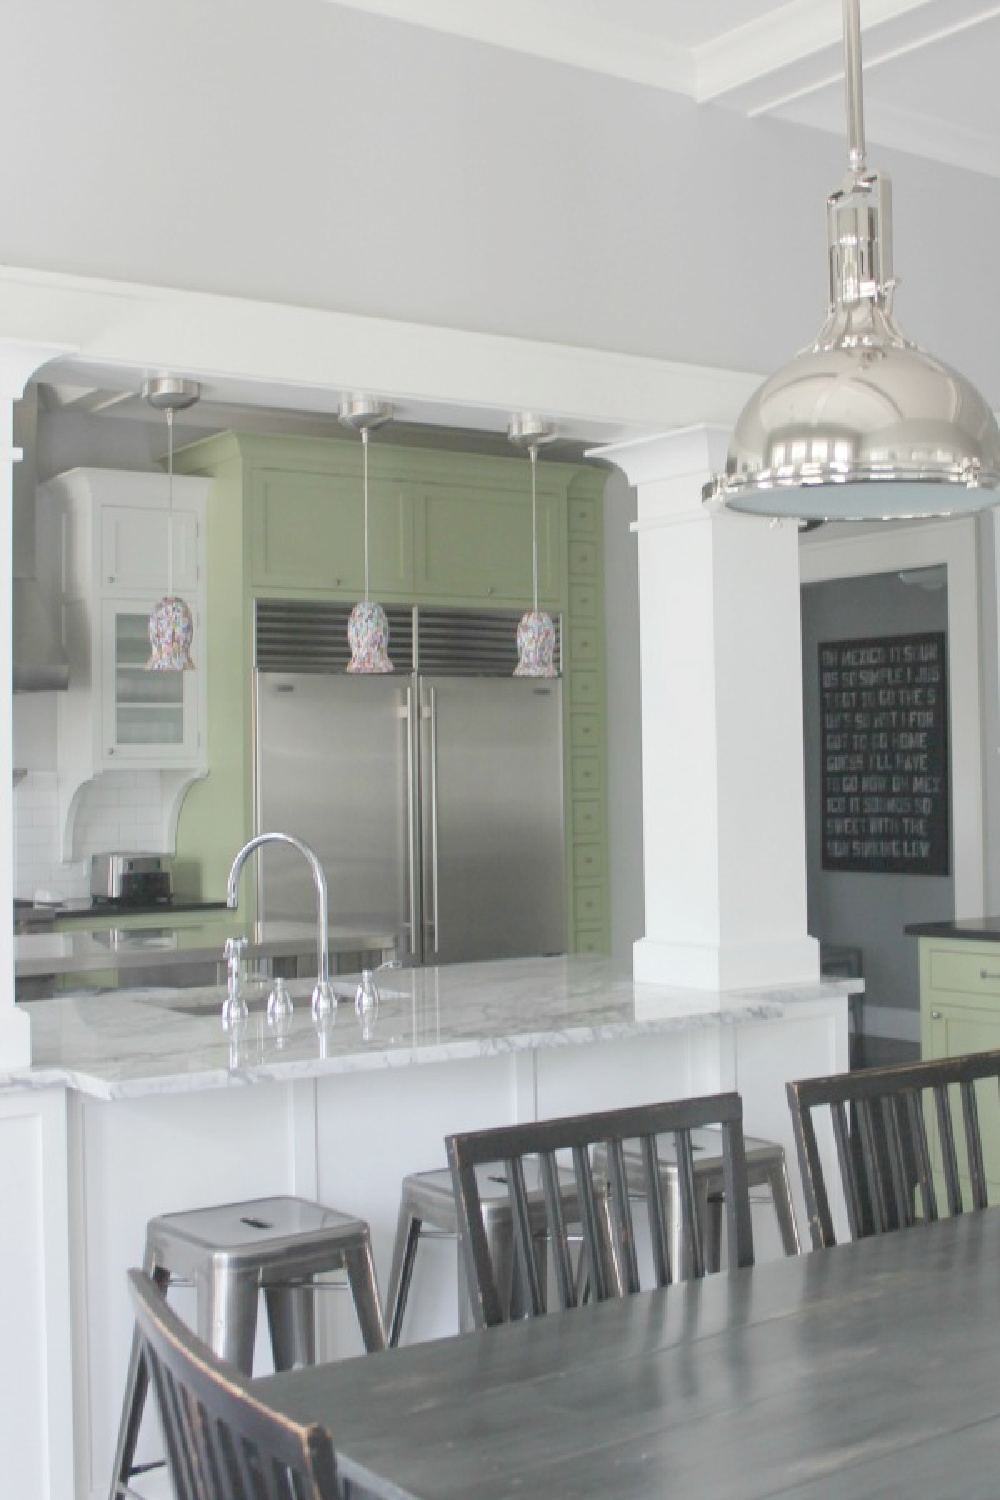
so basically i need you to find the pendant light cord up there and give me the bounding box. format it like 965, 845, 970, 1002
530, 443, 539, 613
166, 406, 174, 597
362, 426, 370, 603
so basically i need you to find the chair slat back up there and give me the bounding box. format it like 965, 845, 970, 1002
127, 1268, 342, 1500
446, 1092, 753, 1329
787, 1049, 1000, 1249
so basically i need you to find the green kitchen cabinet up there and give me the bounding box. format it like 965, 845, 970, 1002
918, 935, 1000, 1200
172, 431, 609, 951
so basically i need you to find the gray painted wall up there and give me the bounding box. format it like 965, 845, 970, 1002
5, 1, 1000, 403
801, 571, 952, 1041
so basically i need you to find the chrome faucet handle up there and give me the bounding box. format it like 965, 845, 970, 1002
311, 979, 338, 1021
267, 975, 294, 1023
222, 936, 249, 1029
355, 968, 379, 1017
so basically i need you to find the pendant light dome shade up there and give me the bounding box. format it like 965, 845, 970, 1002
508, 413, 559, 679
142, 376, 200, 670
339, 397, 394, 674
709, 0, 1000, 524
718, 291, 1000, 523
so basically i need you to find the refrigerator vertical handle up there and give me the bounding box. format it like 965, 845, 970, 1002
428, 685, 441, 952
405, 684, 419, 958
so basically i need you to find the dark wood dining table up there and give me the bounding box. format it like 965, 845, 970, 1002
258, 1209, 1000, 1498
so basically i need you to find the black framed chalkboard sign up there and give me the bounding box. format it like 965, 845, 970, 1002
819, 632, 949, 876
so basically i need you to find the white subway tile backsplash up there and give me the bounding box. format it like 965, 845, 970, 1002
14, 770, 167, 898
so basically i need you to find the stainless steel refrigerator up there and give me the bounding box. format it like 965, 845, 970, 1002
253, 602, 566, 965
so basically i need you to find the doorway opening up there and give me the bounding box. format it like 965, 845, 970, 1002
802, 567, 952, 1069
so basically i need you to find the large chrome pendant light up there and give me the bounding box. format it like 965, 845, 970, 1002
143, 376, 200, 670
509, 413, 559, 678
707, 0, 1000, 523
339, 397, 395, 673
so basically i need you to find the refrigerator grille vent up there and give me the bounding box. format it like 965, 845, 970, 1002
256, 601, 560, 677
255, 601, 413, 673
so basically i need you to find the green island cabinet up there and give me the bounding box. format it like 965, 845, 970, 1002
172, 431, 611, 954
918, 931, 1000, 1197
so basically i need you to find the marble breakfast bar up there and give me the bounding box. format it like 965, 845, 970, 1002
1, 955, 857, 1500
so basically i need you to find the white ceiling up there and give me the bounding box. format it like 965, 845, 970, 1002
329, 0, 1000, 179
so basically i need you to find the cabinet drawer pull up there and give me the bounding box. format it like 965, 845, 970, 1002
980, 969, 1000, 981
931, 1009, 942, 1020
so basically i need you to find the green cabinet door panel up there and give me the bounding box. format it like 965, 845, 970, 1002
250, 466, 413, 595
414, 480, 561, 606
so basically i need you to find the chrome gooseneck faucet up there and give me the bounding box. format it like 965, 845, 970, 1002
226, 832, 337, 1019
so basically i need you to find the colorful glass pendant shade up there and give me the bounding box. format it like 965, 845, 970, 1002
339, 397, 394, 674
509, 414, 559, 679
142, 376, 200, 671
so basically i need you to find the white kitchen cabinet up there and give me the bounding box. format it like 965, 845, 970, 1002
101, 504, 199, 595
101, 598, 202, 762
45, 468, 211, 858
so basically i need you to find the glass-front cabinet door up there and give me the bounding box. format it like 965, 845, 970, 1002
100, 599, 200, 763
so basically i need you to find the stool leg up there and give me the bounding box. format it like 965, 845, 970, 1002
265, 1282, 315, 1370
704, 1190, 725, 1274
199, 1265, 259, 1372
487, 1217, 516, 1323
343, 1243, 387, 1352
386, 1205, 423, 1348
768, 1160, 802, 1256
108, 1262, 169, 1500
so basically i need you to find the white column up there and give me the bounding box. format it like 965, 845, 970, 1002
0, 340, 75, 1066
594, 426, 819, 991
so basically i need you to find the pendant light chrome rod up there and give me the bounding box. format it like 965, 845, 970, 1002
843, 0, 866, 173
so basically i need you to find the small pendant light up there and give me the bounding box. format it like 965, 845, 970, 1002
339, 396, 394, 674
142, 376, 200, 671
509, 413, 559, 679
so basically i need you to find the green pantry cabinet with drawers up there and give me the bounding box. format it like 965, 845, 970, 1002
172, 431, 610, 954
918, 929, 1000, 1199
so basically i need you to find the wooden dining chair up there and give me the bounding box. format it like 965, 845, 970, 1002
786, 1049, 1000, 1249
127, 1267, 342, 1499
445, 1092, 754, 1329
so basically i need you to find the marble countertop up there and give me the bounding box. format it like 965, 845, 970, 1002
14, 919, 398, 977
1, 956, 861, 1103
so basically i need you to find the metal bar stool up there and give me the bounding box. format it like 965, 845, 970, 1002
386, 1160, 608, 1347
110, 1194, 385, 1498
594, 1127, 800, 1276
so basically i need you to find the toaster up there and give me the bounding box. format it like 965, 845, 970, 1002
90, 852, 173, 905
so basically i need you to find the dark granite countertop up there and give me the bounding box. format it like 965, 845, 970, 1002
905, 917, 1000, 941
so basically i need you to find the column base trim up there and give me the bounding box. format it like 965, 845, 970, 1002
633, 935, 821, 992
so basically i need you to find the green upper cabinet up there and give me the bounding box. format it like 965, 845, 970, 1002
235, 433, 562, 608
249, 458, 414, 596
413, 474, 561, 606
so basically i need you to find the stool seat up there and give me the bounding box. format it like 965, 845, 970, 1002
595, 1127, 800, 1276
110, 1194, 385, 1498
386, 1160, 600, 1347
